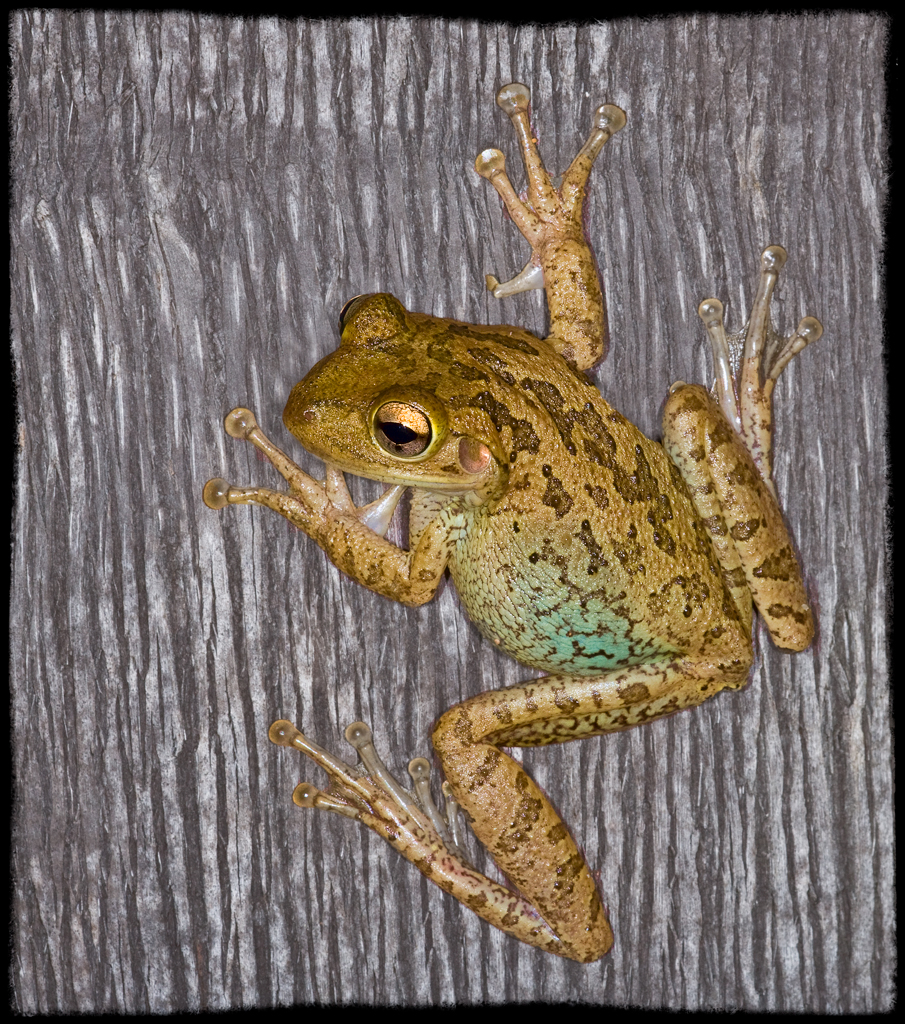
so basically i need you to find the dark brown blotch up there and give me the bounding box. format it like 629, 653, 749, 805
731, 517, 763, 542
753, 545, 800, 582
449, 360, 490, 383
463, 391, 540, 455
583, 482, 609, 510
542, 473, 574, 519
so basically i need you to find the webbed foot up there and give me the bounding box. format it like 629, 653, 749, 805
203, 407, 404, 537
269, 719, 468, 857
475, 83, 625, 368
267, 717, 610, 960
697, 247, 823, 493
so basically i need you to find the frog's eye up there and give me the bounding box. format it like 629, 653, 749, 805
372, 401, 434, 458
371, 402, 433, 458
368, 387, 447, 460
338, 295, 368, 332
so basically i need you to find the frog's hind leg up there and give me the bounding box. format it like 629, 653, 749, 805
662, 247, 822, 651
267, 717, 609, 961
431, 649, 750, 961
475, 83, 625, 369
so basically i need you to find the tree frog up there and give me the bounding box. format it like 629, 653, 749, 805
203, 82, 822, 962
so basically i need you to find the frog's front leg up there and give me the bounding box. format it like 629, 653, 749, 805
476, 83, 625, 369
203, 408, 453, 606
663, 247, 822, 650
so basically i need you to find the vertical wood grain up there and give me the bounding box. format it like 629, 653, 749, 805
11, 12, 890, 1010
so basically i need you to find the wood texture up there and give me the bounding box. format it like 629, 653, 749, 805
11, 12, 891, 1011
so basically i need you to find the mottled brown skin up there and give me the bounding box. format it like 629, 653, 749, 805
205, 84, 820, 962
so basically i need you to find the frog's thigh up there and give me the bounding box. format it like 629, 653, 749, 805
662, 383, 813, 650
434, 654, 747, 760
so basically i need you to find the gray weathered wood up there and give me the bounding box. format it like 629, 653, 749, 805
11, 11, 891, 1011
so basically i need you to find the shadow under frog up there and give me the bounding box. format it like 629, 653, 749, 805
204, 82, 821, 962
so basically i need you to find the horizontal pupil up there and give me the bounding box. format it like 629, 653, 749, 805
382, 422, 419, 444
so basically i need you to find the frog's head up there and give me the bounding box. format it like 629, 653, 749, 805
283, 294, 508, 501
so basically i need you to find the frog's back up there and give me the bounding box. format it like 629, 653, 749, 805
440, 336, 745, 676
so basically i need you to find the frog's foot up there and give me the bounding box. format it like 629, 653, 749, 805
663, 246, 820, 649
269, 719, 468, 857
475, 83, 625, 369
268, 718, 598, 959
697, 246, 823, 493
203, 407, 405, 537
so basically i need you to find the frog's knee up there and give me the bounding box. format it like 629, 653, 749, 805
431, 701, 487, 763
430, 708, 458, 758
661, 382, 718, 446
663, 381, 712, 419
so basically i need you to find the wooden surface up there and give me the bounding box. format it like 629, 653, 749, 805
11, 12, 891, 1011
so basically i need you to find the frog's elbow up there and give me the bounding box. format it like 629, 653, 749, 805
397, 572, 445, 608
765, 606, 815, 652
